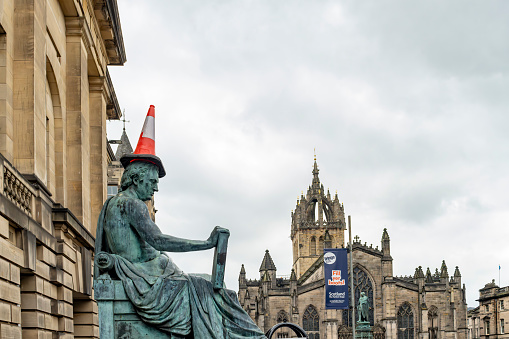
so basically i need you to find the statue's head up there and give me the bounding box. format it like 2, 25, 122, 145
120, 161, 159, 201
360, 292, 366, 297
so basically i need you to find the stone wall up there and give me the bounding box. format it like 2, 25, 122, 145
0, 0, 125, 337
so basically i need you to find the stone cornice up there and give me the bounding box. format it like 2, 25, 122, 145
105, 69, 121, 120
89, 76, 106, 94
52, 206, 95, 250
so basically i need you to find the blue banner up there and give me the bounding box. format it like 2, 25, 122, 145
324, 248, 349, 309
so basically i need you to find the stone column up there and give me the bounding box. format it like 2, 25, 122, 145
382, 277, 397, 339
65, 17, 91, 230
0, 1, 13, 163
13, 0, 48, 182
421, 308, 429, 339
88, 76, 107, 235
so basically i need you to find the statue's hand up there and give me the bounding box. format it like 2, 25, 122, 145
208, 226, 230, 246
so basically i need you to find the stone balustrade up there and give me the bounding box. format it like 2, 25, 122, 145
0, 155, 35, 217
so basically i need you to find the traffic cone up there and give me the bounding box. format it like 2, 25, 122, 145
133, 105, 156, 155
120, 105, 166, 177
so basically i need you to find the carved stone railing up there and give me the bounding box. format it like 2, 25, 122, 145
3, 165, 34, 216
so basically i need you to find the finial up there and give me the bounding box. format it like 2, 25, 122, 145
121, 109, 130, 130
314, 148, 316, 161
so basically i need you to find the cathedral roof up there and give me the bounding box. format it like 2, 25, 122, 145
115, 129, 133, 159
259, 250, 276, 272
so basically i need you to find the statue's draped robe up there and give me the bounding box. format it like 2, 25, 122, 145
97, 198, 266, 338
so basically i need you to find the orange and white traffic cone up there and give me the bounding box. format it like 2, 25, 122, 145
133, 105, 156, 155
120, 105, 166, 177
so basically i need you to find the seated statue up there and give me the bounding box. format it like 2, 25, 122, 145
94, 106, 265, 338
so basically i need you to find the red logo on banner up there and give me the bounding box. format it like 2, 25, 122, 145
328, 270, 345, 286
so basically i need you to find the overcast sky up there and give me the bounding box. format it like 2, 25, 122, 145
107, 1, 509, 307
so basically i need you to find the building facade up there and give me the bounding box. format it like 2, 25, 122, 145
0, 0, 125, 337
239, 161, 468, 339
468, 281, 509, 339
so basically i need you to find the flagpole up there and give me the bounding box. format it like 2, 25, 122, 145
499, 265, 501, 287
349, 215, 356, 339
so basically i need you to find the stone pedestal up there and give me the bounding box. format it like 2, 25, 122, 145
95, 277, 171, 338
355, 321, 372, 339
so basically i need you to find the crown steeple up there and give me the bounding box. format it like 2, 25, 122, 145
312, 158, 320, 190
290, 157, 346, 278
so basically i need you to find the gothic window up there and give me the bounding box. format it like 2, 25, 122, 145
303, 305, 319, 339
342, 267, 374, 326
318, 236, 324, 254
397, 303, 414, 339
277, 310, 289, 323
428, 306, 438, 339
310, 237, 316, 256
324, 234, 333, 249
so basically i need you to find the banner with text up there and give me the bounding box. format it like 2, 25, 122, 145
324, 248, 349, 309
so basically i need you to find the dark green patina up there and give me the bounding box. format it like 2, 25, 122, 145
356, 292, 372, 339
94, 161, 266, 338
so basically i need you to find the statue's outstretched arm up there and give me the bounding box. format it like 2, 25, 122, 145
130, 199, 227, 252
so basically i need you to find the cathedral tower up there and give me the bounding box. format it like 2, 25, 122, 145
291, 158, 346, 278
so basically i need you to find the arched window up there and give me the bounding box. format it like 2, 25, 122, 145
277, 310, 289, 323
342, 267, 374, 326
324, 232, 332, 249
397, 303, 414, 339
428, 306, 438, 339
310, 237, 316, 256
318, 236, 324, 254
303, 305, 320, 339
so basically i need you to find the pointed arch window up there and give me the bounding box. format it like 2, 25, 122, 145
318, 236, 324, 254
324, 233, 333, 249
277, 310, 289, 323
310, 237, 317, 255
303, 305, 319, 339
397, 303, 414, 339
428, 306, 438, 339
342, 267, 374, 326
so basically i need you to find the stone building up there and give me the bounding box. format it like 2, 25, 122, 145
468, 280, 509, 339
238, 160, 468, 339
0, 0, 125, 337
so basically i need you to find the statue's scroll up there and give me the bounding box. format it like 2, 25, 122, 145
212, 231, 230, 289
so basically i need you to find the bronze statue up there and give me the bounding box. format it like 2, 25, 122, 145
358, 292, 369, 323
95, 106, 265, 338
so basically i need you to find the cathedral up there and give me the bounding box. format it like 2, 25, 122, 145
238, 160, 468, 339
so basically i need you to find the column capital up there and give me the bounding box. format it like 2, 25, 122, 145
65, 17, 93, 54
